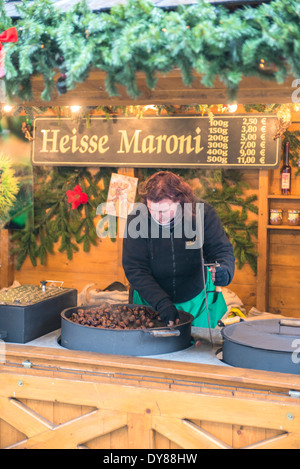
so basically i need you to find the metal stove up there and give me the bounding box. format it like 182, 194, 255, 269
0, 281, 77, 343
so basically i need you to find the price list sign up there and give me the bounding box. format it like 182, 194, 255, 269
205, 115, 279, 168
32, 115, 280, 168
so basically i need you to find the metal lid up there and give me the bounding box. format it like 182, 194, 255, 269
0, 284, 70, 306
222, 319, 300, 353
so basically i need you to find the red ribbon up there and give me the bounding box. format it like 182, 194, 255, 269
66, 185, 89, 210
0, 27, 18, 78
0, 27, 18, 50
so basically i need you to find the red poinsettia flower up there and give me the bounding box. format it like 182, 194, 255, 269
66, 184, 89, 210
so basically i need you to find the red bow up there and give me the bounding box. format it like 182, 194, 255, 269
66, 184, 89, 210
0, 27, 18, 78
0, 27, 18, 50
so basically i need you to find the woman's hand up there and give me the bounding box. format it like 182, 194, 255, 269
159, 304, 179, 326
209, 265, 230, 286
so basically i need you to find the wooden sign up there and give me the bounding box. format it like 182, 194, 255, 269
32, 115, 280, 168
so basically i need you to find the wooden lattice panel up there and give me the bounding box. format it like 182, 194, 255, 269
1, 366, 300, 449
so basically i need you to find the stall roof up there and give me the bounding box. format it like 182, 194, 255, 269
4, 0, 273, 17
2, 0, 289, 107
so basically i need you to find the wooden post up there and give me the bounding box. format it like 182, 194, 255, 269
256, 170, 270, 312
0, 230, 14, 289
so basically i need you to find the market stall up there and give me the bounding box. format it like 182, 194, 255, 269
0, 0, 300, 450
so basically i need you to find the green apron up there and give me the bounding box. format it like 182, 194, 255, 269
132, 268, 227, 328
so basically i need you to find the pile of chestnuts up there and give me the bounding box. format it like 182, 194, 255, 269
69, 304, 179, 329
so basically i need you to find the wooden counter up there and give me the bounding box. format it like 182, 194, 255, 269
1, 343, 300, 449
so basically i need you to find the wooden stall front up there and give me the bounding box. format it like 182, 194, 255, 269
1, 344, 300, 450
0, 3, 300, 448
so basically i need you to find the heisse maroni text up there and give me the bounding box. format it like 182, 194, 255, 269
39, 127, 204, 156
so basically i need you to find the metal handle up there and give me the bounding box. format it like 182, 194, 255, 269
45, 280, 64, 288
280, 319, 300, 328
204, 262, 220, 268
143, 329, 181, 338
218, 317, 243, 327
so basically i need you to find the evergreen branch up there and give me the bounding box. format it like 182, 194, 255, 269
2, 0, 300, 102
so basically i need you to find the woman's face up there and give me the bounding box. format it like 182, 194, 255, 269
147, 198, 180, 225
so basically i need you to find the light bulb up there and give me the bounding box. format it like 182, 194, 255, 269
3, 105, 13, 112
228, 104, 238, 113
70, 106, 81, 113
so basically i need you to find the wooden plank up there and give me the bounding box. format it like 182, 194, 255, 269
245, 432, 300, 450
270, 232, 300, 245
269, 286, 300, 310
127, 412, 154, 449
10, 408, 127, 449
0, 419, 26, 449
153, 416, 232, 449
1, 372, 300, 433
3, 343, 300, 392
269, 244, 300, 266
269, 265, 300, 288
256, 170, 270, 312
0, 397, 53, 438
0, 230, 14, 288
14, 70, 297, 107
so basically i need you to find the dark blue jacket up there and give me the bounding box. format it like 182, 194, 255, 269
122, 201, 235, 315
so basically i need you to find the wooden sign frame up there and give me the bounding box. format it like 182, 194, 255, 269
32, 115, 281, 169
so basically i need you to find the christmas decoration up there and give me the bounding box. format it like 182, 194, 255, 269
21, 120, 33, 141
1, 0, 300, 103
11, 167, 112, 269
66, 184, 89, 209
0, 26, 18, 78
11, 164, 259, 272
0, 154, 19, 227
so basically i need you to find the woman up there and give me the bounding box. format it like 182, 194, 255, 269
122, 171, 235, 327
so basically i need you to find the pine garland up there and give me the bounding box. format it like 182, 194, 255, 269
1, 0, 300, 103
0, 154, 19, 227
11, 166, 113, 269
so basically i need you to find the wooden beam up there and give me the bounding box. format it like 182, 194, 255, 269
256, 170, 270, 312
1, 372, 300, 434
153, 416, 232, 449
0, 230, 14, 289
11, 70, 296, 107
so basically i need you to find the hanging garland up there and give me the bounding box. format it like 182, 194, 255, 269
11, 166, 113, 269
1, 0, 300, 103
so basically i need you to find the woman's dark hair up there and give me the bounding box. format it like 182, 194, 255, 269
139, 171, 196, 209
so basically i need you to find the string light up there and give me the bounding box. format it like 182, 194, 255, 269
70, 106, 81, 113
3, 105, 13, 113
143, 105, 157, 111
228, 104, 238, 113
